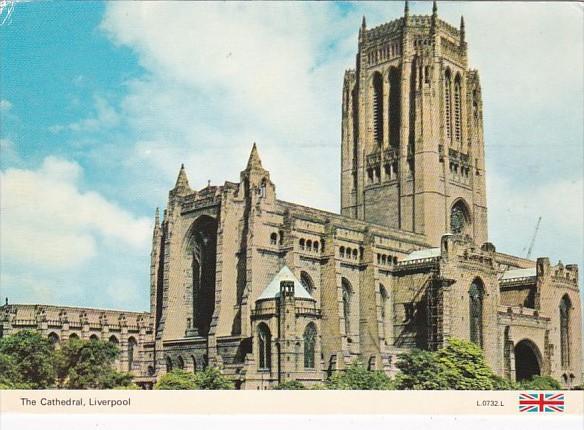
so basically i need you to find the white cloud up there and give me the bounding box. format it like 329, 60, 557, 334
488, 175, 583, 262
99, 2, 358, 211
0, 156, 151, 270
49, 95, 120, 133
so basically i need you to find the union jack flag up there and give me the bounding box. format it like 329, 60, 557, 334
519, 393, 565, 413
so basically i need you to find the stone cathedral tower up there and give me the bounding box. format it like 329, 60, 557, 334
341, 1, 487, 247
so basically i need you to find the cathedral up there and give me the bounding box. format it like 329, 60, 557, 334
1, 2, 581, 389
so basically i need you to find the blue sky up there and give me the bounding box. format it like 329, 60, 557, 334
1, 1, 582, 311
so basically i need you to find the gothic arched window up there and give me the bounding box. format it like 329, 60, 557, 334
165, 356, 173, 372
300, 271, 315, 296
444, 69, 453, 140
560, 295, 571, 368
450, 200, 470, 234
380, 285, 390, 343
257, 323, 272, 370
469, 279, 484, 347
177, 356, 185, 370
48, 332, 59, 348
127, 337, 137, 371
342, 278, 353, 336
454, 74, 462, 142
303, 323, 317, 369
388, 67, 401, 149
189, 216, 218, 337
372, 72, 384, 145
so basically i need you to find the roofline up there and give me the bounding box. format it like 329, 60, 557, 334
0, 303, 150, 315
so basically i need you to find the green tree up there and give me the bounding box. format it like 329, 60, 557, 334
155, 370, 199, 389
273, 380, 306, 390
435, 338, 506, 390
155, 367, 234, 390
0, 330, 56, 388
0, 352, 33, 389
56, 338, 133, 389
394, 349, 450, 390
326, 360, 394, 390
519, 375, 562, 390
396, 338, 515, 390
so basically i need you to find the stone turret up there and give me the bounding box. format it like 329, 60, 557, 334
240, 143, 275, 203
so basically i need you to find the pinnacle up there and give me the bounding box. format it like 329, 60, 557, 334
246, 142, 263, 170
175, 163, 190, 190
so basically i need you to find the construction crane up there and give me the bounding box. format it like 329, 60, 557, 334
525, 216, 542, 260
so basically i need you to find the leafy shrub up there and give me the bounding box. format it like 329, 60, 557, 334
273, 380, 306, 390
519, 375, 562, 390
326, 360, 393, 390
155, 367, 234, 390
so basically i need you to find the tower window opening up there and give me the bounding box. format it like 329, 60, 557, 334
454, 75, 462, 142
450, 200, 470, 234
388, 67, 401, 149
444, 70, 452, 140
372, 72, 384, 146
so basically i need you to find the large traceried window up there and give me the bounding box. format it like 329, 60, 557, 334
189, 216, 218, 337
560, 295, 571, 368
469, 279, 484, 347
303, 323, 317, 369
257, 323, 272, 370
342, 278, 353, 337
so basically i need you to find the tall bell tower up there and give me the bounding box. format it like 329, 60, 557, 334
340, 1, 488, 247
